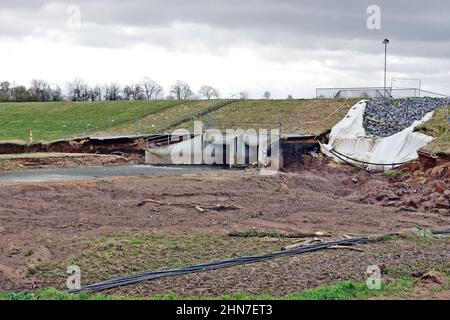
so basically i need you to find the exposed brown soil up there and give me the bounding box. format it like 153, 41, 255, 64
6, 234, 449, 298
108, 239, 450, 297
0, 153, 139, 172
348, 162, 450, 215
0, 160, 449, 296
372, 271, 450, 300
0, 135, 148, 156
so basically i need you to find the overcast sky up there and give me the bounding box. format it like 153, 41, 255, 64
1, 0, 449, 98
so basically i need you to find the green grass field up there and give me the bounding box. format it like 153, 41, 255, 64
0, 278, 416, 300
180, 99, 359, 135
0, 100, 213, 142
0, 99, 356, 143
416, 108, 450, 154
1, 99, 446, 153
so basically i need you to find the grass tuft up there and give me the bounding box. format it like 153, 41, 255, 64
416, 107, 450, 154
0, 277, 415, 301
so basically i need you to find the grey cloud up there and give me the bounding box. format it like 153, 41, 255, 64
1, 0, 449, 55
1, 0, 449, 94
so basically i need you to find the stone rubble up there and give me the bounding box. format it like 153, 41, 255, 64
355, 162, 450, 214
363, 97, 447, 137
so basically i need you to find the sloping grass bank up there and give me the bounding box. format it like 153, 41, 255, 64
416, 108, 450, 154
0, 100, 209, 142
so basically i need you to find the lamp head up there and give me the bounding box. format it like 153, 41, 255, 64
383, 39, 390, 45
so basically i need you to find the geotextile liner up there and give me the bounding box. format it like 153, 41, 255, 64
321, 99, 439, 172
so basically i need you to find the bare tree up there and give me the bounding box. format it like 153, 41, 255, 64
31, 79, 52, 101
81, 85, 90, 101
263, 91, 271, 100
170, 80, 193, 100
105, 83, 121, 101
0, 81, 10, 92
92, 85, 103, 101
85, 85, 103, 101
51, 85, 63, 101
0, 81, 11, 102
86, 87, 95, 102
198, 85, 219, 100
11, 85, 32, 102
67, 78, 87, 101
239, 91, 249, 100
141, 78, 163, 100
122, 85, 134, 100
132, 84, 146, 100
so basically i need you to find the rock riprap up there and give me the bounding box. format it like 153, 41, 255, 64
363, 97, 447, 137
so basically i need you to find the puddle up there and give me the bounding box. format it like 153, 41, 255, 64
0, 165, 225, 183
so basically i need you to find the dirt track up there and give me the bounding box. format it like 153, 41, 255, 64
0, 153, 133, 171
0, 162, 449, 295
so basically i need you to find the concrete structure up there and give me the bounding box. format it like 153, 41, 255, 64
145, 132, 319, 170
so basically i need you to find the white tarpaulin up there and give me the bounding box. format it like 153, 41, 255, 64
321, 100, 434, 171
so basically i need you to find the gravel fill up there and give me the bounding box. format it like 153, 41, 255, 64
363, 97, 447, 137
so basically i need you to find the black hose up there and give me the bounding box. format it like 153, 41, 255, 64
329, 149, 373, 172
329, 149, 386, 174
68, 236, 369, 294
331, 149, 411, 167
68, 227, 450, 294
432, 228, 450, 235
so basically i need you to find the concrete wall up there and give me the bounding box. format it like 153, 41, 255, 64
145, 133, 319, 169
145, 133, 268, 167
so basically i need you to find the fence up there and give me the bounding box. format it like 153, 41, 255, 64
316, 87, 450, 124
0, 100, 241, 143
0, 116, 149, 143
316, 87, 449, 99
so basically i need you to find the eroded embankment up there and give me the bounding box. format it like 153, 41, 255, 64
0, 154, 135, 172
0, 134, 151, 172
355, 158, 450, 214
0, 135, 147, 156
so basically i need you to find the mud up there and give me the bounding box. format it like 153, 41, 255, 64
0, 135, 148, 155
0, 164, 224, 183
0, 154, 136, 172
354, 161, 450, 214
0, 159, 449, 294
110, 239, 450, 297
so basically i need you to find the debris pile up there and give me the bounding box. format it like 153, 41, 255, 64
363, 97, 447, 137
352, 162, 450, 214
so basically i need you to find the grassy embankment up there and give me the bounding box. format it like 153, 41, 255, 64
416, 107, 450, 155
0, 100, 212, 142
0, 99, 356, 143
1, 98, 446, 152
178, 99, 359, 135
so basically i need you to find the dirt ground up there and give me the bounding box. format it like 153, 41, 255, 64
0, 153, 135, 171
0, 159, 449, 297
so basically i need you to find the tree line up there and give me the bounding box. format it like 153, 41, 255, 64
0, 78, 222, 102
0, 78, 292, 103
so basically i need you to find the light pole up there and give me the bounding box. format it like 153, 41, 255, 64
383, 39, 390, 98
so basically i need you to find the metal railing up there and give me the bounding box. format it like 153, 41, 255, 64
145, 121, 282, 151
316, 87, 449, 99
157, 99, 238, 133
